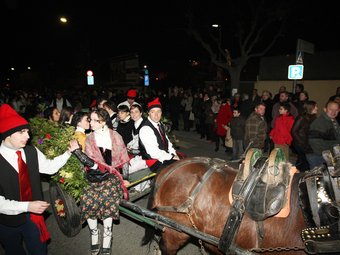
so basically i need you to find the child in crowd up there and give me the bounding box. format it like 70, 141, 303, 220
269, 102, 295, 160
229, 108, 246, 160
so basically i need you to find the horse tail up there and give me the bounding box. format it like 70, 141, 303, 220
141, 177, 157, 246
141, 212, 156, 246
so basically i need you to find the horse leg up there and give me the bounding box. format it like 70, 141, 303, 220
159, 228, 190, 255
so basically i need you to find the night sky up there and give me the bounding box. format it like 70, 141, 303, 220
1, 0, 340, 73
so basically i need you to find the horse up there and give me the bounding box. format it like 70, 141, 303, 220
141, 155, 307, 255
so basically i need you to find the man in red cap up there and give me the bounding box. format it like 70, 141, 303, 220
0, 104, 79, 255
117, 89, 139, 109
138, 97, 179, 172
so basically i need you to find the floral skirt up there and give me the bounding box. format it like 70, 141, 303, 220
80, 175, 123, 222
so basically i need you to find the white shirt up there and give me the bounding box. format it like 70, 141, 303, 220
127, 117, 144, 150
94, 125, 112, 150
110, 112, 117, 125
0, 142, 71, 215
139, 117, 176, 163
50, 97, 72, 112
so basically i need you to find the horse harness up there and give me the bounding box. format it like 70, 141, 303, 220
218, 152, 297, 254
299, 162, 340, 254
153, 154, 295, 254
154, 157, 227, 254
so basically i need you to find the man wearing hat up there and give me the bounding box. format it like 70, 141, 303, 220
117, 89, 139, 109
0, 104, 79, 255
139, 97, 179, 172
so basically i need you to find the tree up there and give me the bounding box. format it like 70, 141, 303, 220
187, 0, 291, 93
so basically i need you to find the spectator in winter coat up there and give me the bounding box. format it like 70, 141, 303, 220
230, 108, 246, 160
180, 91, 193, 131
271, 91, 298, 128
49, 91, 72, 112
214, 98, 232, 152
294, 90, 309, 114
202, 93, 214, 141
291, 101, 318, 171
244, 103, 267, 150
261, 90, 273, 126
269, 102, 295, 160
307, 100, 340, 168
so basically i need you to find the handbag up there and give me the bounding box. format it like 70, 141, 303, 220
189, 111, 195, 121
86, 169, 110, 183
225, 128, 233, 148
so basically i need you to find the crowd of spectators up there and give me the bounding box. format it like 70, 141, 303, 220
1, 83, 340, 172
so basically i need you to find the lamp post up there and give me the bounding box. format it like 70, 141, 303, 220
56, 16, 93, 88
212, 24, 222, 60
212, 24, 224, 82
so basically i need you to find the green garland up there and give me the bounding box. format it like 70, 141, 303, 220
29, 117, 88, 202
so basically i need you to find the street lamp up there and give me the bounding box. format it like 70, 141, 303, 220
59, 16, 68, 24
212, 24, 222, 60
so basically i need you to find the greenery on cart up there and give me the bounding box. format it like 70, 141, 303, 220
29, 117, 88, 202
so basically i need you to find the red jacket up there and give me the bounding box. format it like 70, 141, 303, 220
215, 103, 233, 136
270, 113, 295, 145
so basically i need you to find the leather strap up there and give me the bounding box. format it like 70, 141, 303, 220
305, 176, 320, 226
218, 157, 268, 253
156, 162, 218, 213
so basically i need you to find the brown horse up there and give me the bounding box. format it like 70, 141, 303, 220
141, 156, 307, 255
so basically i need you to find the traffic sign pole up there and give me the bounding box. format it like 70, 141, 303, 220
292, 39, 314, 93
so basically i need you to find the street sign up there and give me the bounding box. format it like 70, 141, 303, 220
288, 65, 304, 80
87, 76, 94, 85
144, 74, 149, 86
297, 39, 315, 54
296, 51, 303, 64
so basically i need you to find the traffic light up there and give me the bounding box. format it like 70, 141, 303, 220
87, 70, 94, 85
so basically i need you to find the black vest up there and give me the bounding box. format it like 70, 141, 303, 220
0, 146, 42, 226
110, 113, 117, 121
139, 119, 169, 160
116, 118, 135, 146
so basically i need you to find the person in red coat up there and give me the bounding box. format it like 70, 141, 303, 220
214, 98, 233, 152
269, 102, 295, 160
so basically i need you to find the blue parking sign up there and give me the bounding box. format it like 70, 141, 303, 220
288, 65, 304, 80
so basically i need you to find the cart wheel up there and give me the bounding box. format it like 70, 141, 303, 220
49, 182, 81, 237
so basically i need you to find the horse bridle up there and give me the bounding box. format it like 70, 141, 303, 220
154, 157, 226, 214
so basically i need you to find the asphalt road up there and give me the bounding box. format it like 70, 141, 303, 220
0, 128, 234, 255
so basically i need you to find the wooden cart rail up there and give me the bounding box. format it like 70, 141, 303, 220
119, 200, 254, 255
126, 168, 156, 202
